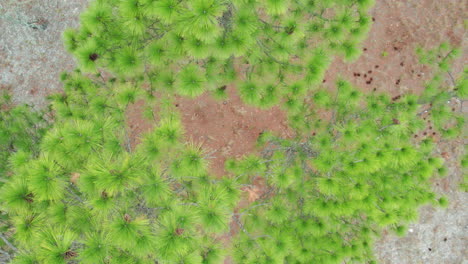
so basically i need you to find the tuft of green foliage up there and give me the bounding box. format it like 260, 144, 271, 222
0, 93, 49, 261
416, 43, 467, 193
228, 54, 466, 263
0, 93, 48, 179
0, 72, 240, 263
66, 0, 374, 107
416, 43, 466, 138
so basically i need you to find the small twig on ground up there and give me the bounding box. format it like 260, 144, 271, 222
0, 248, 11, 260
66, 186, 84, 204
447, 71, 457, 87
203, 149, 218, 159
124, 129, 132, 152
0, 233, 17, 252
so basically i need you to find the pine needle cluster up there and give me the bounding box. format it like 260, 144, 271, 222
0, 72, 240, 263
0, 93, 48, 179
228, 56, 466, 263
0, 93, 49, 260
416, 43, 466, 138
66, 0, 374, 108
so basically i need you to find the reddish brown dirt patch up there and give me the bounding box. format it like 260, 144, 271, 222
324, 0, 467, 96
126, 86, 292, 177
126, 99, 156, 148
176, 85, 292, 176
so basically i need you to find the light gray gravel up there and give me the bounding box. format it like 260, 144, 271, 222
0, 0, 88, 109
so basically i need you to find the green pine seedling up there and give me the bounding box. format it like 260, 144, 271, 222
228, 46, 465, 263
1, 71, 239, 263
64, 0, 375, 108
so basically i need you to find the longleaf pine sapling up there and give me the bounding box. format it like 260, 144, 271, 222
1, 72, 240, 263
0, 0, 465, 263
228, 44, 466, 263
65, 0, 374, 109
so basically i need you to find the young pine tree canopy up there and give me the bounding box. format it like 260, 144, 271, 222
0, 93, 49, 262
0, 93, 48, 180
0, 0, 466, 262
0, 71, 240, 263
65, 0, 374, 107
227, 44, 466, 264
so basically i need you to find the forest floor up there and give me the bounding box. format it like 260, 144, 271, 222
1, 0, 467, 263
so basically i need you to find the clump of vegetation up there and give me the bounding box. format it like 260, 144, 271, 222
416, 44, 467, 192
0, 93, 48, 179
0, 92, 49, 261
1, 71, 240, 263
227, 43, 466, 263
64, 0, 374, 109
416, 43, 465, 137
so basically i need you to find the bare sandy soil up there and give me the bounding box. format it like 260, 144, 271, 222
0, 0, 88, 108
0, 0, 467, 263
